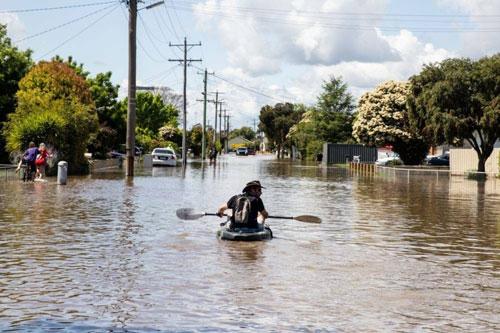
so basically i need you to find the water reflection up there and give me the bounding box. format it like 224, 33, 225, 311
0, 156, 499, 332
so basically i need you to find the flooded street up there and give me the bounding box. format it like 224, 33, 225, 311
0, 155, 499, 332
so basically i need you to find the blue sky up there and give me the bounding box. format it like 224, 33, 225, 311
1, 0, 499, 129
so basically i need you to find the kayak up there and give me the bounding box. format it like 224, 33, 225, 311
217, 225, 273, 241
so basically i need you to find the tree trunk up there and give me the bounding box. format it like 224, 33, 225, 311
477, 155, 486, 173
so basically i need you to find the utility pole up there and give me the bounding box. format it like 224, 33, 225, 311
212, 92, 220, 145
125, 0, 137, 177
224, 112, 230, 153
218, 101, 223, 146
169, 38, 201, 167
196, 69, 214, 160
124, 0, 163, 177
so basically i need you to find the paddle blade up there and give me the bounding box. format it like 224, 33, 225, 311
293, 215, 322, 223
176, 208, 205, 220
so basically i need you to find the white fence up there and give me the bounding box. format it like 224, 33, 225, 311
450, 148, 499, 176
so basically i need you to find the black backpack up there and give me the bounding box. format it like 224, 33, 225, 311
233, 195, 252, 225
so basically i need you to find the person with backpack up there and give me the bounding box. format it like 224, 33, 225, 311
15, 142, 39, 179
217, 180, 269, 230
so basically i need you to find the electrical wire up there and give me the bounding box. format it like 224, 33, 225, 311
138, 14, 170, 60
162, 2, 181, 40
0, 1, 119, 13
176, 0, 500, 19
168, 0, 187, 36
190, 64, 294, 103
14, 3, 119, 43
167, 2, 500, 33
119, 5, 165, 63
36, 4, 120, 60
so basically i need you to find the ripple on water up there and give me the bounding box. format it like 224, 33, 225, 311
0, 158, 499, 331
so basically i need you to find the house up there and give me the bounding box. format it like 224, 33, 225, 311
227, 136, 253, 152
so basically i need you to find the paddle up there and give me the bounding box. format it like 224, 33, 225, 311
176, 208, 321, 224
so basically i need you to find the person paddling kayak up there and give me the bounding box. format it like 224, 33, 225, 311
217, 180, 269, 230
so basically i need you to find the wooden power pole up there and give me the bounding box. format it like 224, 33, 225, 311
169, 38, 201, 166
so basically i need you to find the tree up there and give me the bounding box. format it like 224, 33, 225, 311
259, 103, 303, 159
189, 124, 203, 157
353, 81, 429, 164
4, 60, 98, 174
86, 71, 123, 157
120, 91, 179, 134
408, 55, 500, 172
287, 105, 323, 160
229, 126, 256, 141
52, 56, 124, 156
0, 24, 33, 162
316, 76, 356, 143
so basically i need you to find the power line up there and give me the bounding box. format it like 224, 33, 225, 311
138, 14, 171, 61
14, 3, 118, 43
0, 1, 118, 13
162, 3, 181, 40
190, 64, 296, 103
175, 0, 500, 19
166, 3, 500, 33
119, 5, 167, 63
36, 4, 120, 60
167, 0, 187, 36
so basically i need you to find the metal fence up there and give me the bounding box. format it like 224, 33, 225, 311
0, 165, 19, 181
322, 143, 377, 165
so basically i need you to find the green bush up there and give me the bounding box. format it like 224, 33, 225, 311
4, 61, 98, 174
387, 159, 403, 167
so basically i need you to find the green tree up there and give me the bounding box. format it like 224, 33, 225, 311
316, 76, 356, 143
287, 77, 356, 160
259, 102, 303, 159
118, 92, 179, 152
188, 124, 203, 157
52, 56, 124, 156
86, 71, 123, 157
120, 92, 179, 134
353, 81, 429, 164
408, 55, 500, 172
287, 105, 323, 160
0, 24, 33, 162
229, 126, 256, 141
4, 60, 98, 173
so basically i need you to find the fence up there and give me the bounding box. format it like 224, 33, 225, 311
0, 165, 19, 181
450, 148, 499, 176
322, 143, 377, 165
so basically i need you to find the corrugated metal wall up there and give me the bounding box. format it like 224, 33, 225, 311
322, 143, 377, 165
450, 148, 499, 175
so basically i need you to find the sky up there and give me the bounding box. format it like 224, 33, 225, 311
1, 0, 499, 130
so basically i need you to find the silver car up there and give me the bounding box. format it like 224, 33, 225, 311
152, 147, 177, 166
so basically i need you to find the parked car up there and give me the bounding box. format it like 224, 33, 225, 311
152, 147, 177, 166
375, 153, 401, 166
247, 148, 256, 155
236, 147, 248, 156
427, 152, 449, 166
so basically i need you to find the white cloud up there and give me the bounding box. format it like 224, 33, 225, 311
437, 0, 500, 57
0, 12, 26, 42
285, 29, 453, 106
193, 0, 399, 76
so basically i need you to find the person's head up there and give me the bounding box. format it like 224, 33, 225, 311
28, 142, 36, 148
39, 143, 46, 151
242, 180, 265, 198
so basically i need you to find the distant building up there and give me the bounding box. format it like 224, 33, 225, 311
227, 136, 252, 152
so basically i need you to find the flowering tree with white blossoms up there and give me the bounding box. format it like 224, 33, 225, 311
353, 81, 429, 165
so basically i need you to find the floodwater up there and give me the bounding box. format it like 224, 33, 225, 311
0, 155, 499, 332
